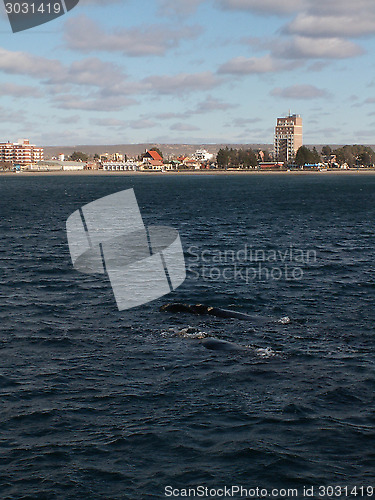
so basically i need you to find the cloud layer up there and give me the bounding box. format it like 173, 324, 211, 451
0, 0, 375, 144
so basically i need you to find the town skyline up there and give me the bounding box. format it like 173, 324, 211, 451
1, 0, 375, 146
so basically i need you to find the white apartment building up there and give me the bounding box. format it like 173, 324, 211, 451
0, 139, 44, 165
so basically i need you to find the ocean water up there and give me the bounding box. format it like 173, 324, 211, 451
0, 173, 374, 499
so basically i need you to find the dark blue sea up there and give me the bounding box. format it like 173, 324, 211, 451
0, 173, 374, 499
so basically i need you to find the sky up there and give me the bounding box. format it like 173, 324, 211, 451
0, 0, 375, 146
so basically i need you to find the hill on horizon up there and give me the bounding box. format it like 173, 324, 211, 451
42, 143, 271, 159
42, 143, 375, 159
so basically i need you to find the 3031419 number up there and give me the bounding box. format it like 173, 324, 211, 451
3, 0, 80, 33
5, 3, 62, 14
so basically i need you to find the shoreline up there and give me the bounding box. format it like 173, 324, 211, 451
1, 168, 375, 177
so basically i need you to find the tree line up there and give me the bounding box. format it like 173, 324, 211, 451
295, 144, 375, 167
215, 144, 375, 168
216, 147, 271, 168
323, 144, 375, 166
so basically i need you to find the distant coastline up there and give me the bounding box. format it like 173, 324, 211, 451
2, 168, 375, 177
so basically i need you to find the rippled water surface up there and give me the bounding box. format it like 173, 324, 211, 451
0, 173, 374, 499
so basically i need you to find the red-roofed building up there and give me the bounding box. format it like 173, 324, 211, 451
259, 162, 284, 170
143, 149, 163, 162
142, 149, 164, 170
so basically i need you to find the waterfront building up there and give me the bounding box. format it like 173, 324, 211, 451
102, 160, 138, 171
274, 114, 303, 162
193, 149, 214, 162
0, 139, 44, 166
27, 160, 85, 171
100, 152, 124, 163
142, 150, 164, 170
259, 162, 284, 170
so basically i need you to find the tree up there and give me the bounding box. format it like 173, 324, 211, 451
321, 145, 332, 156
295, 146, 312, 166
70, 151, 88, 162
244, 148, 258, 168
358, 152, 371, 166
312, 147, 321, 163
333, 146, 355, 166
237, 149, 250, 167
216, 147, 230, 168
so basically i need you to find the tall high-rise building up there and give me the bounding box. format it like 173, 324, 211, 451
0, 139, 44, 165
274, 114, 303, 162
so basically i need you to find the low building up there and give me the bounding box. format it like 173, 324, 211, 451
26, 160, 85, 171
141, 159, 164, 170
142, 150, 164, 170
259, 162, 284, 170
102, 161, 138, 171
27, 161, 62, 171
85, 163, 99, 170
193, 149, 214, 162
100, 152, 125, 163
143, 150, 163, 162
62, 161, 85, 171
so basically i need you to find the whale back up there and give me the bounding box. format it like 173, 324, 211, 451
201, 337, 246, 352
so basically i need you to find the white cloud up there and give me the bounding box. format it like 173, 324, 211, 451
286, 13, 375, 38
0, 105, 28, 123
154, 96, 235, 120
242, 34, 363, 61
218, 55, 297, 74
307, 0, 375, 17
46, 58, 126, 87
270, 84, 331, 99
0, 82, 41, 97
58, 115, 81, 124
170, 123, 200, 131
95, 118, 127, 127
217, 0, 375, 28
142, 72, 221, 94
129, 119, 157, 129
155, 112, 186, 120
64, 16, 201, 56
231, 117, 261, 127
273, 36, 364, 59
0, 48, 62, 78
158, 0, 204, 16
53, 93, 137, 111
217, 0, 304, 15
192, 95, 237, 113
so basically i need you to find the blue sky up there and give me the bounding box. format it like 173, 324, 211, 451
0, 0, 375, 146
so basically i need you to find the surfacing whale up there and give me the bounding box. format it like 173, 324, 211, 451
160, 302, 270, 322
200, 338, 276, 357
200, 337, 248, 352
